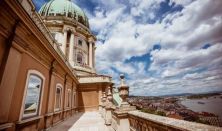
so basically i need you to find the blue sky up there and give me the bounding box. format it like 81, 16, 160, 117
33, 0, 222, 96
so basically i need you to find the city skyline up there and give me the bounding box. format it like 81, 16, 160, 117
33, 0, 222, 96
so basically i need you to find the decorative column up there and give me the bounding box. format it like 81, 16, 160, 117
89, 41, 93, 68
62, 29, 68, 54
93, 44, 96, 68
69, 30, 75, 66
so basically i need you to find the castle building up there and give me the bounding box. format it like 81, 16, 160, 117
1, 0, 221, 131
39, 0, 96, 75
0, 0, 112, 130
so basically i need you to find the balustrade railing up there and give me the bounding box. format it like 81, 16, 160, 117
128, 110, 222, 131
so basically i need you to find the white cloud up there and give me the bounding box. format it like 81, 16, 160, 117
169, 0, 193, 6
88, 0, 222, 95
89, 7, 125, 32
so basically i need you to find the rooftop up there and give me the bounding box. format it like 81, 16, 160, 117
50, 112, 108, 131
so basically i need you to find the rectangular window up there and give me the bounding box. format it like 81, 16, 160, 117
55, 86, 62, 111
77, 53, 83, 64
23, 74, 42, 118
73, 92, 76, 107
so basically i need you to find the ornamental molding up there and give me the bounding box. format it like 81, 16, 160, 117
88, 37, 95, 43
63, 26, 76, 33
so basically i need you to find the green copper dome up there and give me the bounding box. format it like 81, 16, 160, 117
39, 0, 89, 28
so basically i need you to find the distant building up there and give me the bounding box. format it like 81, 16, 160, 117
167, 114, 184, 120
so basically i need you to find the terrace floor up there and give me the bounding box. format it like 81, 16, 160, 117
50, 111, 109, 131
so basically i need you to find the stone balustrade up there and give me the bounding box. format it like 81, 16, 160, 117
128, 110, 222, 131
108, 75, 222, 131
73, 63, 96, 73
78, 75, 112, 84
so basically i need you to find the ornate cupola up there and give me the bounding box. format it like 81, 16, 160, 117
39, 0, 89, 28
39, 0, 96, 76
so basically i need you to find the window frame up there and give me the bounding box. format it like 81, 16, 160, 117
72, 91, 76, 108
54, 84, 63, 112
20, 70, 45, 120
77, 52, 83, 64
78, 39, 83, 46
67, 89, 72, 108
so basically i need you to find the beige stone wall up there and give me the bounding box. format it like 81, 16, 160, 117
0, 0, 111, 130
0, 47, 22, 123
0, 1, 79, 130
0, 35, 5, 66
78, 84, 99, 112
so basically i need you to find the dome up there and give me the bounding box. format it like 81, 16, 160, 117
39, 0, 89, 28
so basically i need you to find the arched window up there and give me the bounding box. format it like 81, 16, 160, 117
77, 52, 83, 64
55, 84, 62, 111
78, 39, 82, 46
21, 70, 45, 119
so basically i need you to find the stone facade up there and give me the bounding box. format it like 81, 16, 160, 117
0, 0, 111, 130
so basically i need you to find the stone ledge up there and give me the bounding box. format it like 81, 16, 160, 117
128, 110, 222, 131
0, 123, 14, 130
78, 76, 112, 84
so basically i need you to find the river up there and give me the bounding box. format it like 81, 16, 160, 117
181, 96, 222, 119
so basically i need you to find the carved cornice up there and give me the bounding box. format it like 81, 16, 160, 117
42, 16, 91, 36
63, 27, 76, 33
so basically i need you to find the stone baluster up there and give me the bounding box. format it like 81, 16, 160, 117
107, 86, 113, 104
102, 92, 107, 118
111, 74, 136, 131
119, 74, 130, 107
105, 85, 115, 126
98, 86, 102, 113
